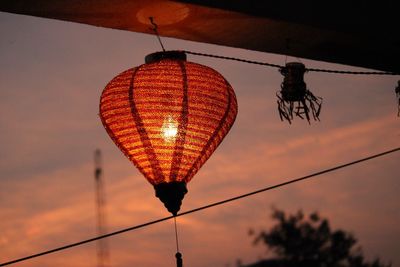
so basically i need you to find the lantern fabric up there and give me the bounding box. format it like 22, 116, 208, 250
99, 51, 237, 214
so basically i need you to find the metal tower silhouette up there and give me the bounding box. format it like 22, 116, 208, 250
94, 149, 110, 267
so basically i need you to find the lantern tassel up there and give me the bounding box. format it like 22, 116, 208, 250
174, 217, 183, 267
176, 252, 183, 267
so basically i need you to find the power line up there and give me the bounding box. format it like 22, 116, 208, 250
182, 50, 399, 75
1, 147, 399, 267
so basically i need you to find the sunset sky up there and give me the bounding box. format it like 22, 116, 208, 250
0, 11, 399, 267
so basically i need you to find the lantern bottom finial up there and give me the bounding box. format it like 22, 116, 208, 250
154, 182, 187, 216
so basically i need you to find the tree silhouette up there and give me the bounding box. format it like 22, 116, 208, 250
244, 208, 391, 267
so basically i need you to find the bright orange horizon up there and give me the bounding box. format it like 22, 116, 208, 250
0, 11, 399, 267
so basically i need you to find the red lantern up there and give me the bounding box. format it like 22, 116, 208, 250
100, 51, 238, 215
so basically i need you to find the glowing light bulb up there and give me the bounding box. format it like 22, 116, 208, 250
161, 115, 178, 142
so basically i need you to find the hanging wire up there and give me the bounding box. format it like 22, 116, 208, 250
284, 38, 303, 64
181, 50, 399, 117
284, 38, 289, 65
182, 50, 282, 69
182, 50, 399, 75
1, 147, 399, 267
149, 17, 166, 52
305, 67, 398, 75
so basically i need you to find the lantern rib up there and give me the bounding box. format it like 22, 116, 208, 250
99, 71, 146, 177
169, 62, 189, 182
183, 78, 234, 182
1, 147, 399, 267
128, 66, 165, 183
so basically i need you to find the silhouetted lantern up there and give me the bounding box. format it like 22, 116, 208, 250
277, 62, 322, 124
100, 51, 238, 215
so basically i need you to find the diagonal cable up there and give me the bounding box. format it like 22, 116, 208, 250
1, 147, 399, 267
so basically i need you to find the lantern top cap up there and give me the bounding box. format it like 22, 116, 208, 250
280, 62, 306, 75
283, 62, 306, 70
145, 51, 187, 64
284, 62, 305, 68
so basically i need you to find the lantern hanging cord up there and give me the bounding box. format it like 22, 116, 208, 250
174, 217, 183, 267
174, 217, 180, 252
1, 147, 399, 267
149, 17, 166, 52
181, 50, 399, 75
